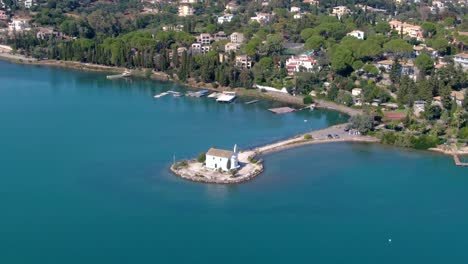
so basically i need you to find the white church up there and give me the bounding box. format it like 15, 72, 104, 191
205, 145, 240, 172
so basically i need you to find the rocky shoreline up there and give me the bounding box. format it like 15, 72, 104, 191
170, 160, 264, 185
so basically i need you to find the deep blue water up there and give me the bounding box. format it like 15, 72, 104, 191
0, 60, 467, 263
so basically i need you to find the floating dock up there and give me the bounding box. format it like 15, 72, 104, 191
106, 71, 131, 79
454, 155, 468, 167
216, 92, 237, 103
268, 107, 296, 114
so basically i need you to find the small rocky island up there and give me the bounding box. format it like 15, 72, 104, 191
170, 144, 264, 184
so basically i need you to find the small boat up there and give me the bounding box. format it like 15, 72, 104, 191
154, 92, 169, 98
187, 90, 209, 97
167, 90, 183, 97
245, 99, 259, 105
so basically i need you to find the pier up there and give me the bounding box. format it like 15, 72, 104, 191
454, 155, 468, 167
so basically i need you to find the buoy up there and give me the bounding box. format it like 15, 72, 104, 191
304, 119, 308, 122
388, 238, 392, 243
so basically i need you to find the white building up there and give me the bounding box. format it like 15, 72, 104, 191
352, 88, 362, 97
250, 12, 272, 24
217, 14, 233, 24
205, 145, 240, 172
347, 30, 365, 40
24, 0, 33, 8
8, 18, 30, 32
285, 54, 317, 75
454, 53, 468, 70
290, 6, 301, 13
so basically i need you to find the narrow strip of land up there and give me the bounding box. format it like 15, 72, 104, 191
238, 124, 378, 162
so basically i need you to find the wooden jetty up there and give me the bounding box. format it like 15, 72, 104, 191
268, 107, 296, 114
245, 100, 259, 105
454, 155, 468, 167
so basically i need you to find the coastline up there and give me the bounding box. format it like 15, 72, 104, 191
2, 55, 465, 167
0, 54, 360, 115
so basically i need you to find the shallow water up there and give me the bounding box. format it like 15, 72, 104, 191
0, 60, 466, 263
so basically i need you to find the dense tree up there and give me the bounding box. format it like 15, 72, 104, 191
414, 53, 434, 75
383, 38, 412, 56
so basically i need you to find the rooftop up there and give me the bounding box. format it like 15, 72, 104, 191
206, 148, 233, 158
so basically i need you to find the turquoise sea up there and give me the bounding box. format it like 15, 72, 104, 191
0, 60, 467, 263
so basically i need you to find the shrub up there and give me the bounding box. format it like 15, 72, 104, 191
197, 152, 206, 163
145, 69, 152, 78
303, 95, 314, 105
304, 134, 312, 140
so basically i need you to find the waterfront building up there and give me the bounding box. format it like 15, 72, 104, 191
205, 145, 240, 172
